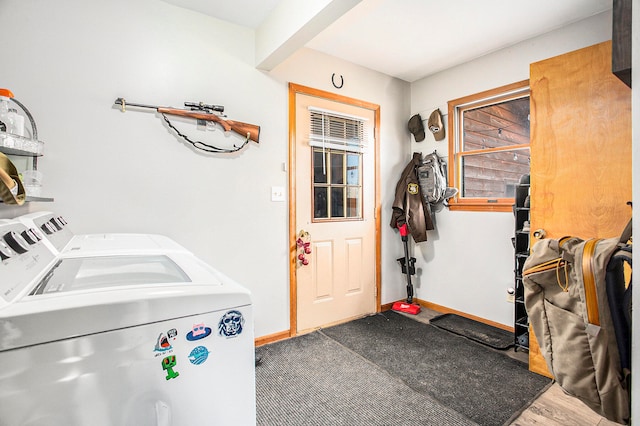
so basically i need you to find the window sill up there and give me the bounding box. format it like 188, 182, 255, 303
447, 200, 514, 212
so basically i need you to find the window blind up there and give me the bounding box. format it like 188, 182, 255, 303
308, 106, 369, 153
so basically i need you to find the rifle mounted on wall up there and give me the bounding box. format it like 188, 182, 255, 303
114, 97, 260, 153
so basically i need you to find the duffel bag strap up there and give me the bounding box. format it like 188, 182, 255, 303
523, 257, 569, 292
582, 238, 602, 326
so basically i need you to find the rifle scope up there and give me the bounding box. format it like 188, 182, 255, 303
184, 101, 224, 113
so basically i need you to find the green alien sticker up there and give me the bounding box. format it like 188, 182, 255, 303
162, 355, 180, 380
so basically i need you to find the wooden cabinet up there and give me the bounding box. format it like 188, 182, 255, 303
528, 41, 632, 377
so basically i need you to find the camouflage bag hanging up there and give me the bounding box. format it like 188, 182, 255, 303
416, 150, 457, 206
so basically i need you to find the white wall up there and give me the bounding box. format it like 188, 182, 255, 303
408, 11, 613, 326
0, 0, 409, 338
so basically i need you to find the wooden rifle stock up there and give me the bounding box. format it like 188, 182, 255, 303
157, 108, 260, 143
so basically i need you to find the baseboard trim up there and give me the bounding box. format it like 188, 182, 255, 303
255, 330, 292, 347
383, 298, 514, 333
257, 299, 514, 347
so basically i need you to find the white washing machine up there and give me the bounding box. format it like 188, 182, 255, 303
0, 214, 256, 426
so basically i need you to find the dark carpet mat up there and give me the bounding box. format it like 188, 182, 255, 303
255, 331, 477, 425
430, 313, 514, 350
321, 311, 552, 426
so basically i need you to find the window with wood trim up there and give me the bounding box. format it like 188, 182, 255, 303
447, 80, 530, 212
309, 107, 367, 221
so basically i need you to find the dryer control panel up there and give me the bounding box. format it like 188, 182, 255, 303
17, 211, 73, 254
0, 220, 58, 305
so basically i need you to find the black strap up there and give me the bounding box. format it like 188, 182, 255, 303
619, 217, 632, 244
162, 114, 249, 154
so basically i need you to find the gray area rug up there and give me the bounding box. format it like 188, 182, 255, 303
321, 311, 551, 426
429, 313, 514, 349
256, 330, 477, 426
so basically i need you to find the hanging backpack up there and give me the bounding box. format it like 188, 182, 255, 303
416, 150, 457, 205
522, 219, 632, 425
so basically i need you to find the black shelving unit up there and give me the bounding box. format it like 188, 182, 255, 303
513, 174, 530, 351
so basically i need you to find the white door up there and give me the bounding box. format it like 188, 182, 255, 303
290, 84, 380, 333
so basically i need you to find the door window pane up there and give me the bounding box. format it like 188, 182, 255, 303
346, 154, 360, 185
313, 151, 327, 184
347, 187, 361, 218
314, 186, 328, 219
312, 148, 362, 221
330, 153, 344, 184
331, 187, 344, 217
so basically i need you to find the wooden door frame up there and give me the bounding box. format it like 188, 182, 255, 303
288, 82, 381, 337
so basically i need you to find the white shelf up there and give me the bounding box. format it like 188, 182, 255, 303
0, 132, 44, 156
0, 132, 51, 203
25, 195, 54, 202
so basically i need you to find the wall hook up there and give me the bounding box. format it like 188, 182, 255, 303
331, 73, 344, 89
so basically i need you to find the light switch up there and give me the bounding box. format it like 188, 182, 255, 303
271, 186, 285, 202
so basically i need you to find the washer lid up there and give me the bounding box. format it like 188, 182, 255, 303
0, 253, 252, 351
30, 255, 191, 295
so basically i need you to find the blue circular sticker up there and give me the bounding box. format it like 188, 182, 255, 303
188, 346, 210, 365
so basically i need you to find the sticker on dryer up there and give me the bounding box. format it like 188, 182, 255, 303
161, 355, 180, 380
188, 346, 211, 365
186, 322, 212, 341
154, 332, 174, 355
218, 310, 245, 338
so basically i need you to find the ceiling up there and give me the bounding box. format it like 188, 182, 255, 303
161, 0, 612, 83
